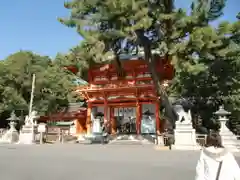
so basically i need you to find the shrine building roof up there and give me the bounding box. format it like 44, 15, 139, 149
73, 77, 88, 85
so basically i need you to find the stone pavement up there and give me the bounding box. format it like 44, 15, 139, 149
0, 144, 239, 180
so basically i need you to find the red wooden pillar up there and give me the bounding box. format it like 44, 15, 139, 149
110, 107, 116, 134
86, 102, 92, 135
136, 102, 142, 135
104, 101, 108, 123
103, 98, 110, 133
75, 119, 85, 135
155, 101, 160, 135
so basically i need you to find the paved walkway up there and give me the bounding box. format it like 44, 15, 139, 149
0, 144, 239, 180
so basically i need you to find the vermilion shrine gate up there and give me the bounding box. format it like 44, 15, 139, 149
75, 56, 174, 136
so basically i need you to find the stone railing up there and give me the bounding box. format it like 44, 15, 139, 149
0, 128, 7, 138
163, 136, 169, 145
236, 136, 240, 149
195, 134, 240, 149
196, 134, 207, 147
162, 134, 207, 148
75, 82, 155, 92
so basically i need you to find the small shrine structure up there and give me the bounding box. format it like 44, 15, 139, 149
39, 102, 87, 136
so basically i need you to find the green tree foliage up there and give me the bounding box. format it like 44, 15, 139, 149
0, 51, 78, 116
54, 43, 98, 81
59, 0, 233, 128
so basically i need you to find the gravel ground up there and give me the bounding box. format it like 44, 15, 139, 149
0, 144, 239, 180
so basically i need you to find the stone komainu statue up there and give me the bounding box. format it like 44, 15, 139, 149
24, 111, 38, 125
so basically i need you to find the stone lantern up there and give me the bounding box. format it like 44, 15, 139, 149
214, 105, 231, 134
6, 111, 20, 131
4, 111, 20, 143
214, 105, 238, 152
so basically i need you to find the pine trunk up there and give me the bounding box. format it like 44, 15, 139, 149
144, 45, 177, 130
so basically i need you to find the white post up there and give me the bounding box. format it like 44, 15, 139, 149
61, 130, 64, 144
40, 132, 43, 144
29, 74, 36, 143
29, 74, 36, 116
58, 128, 61, 142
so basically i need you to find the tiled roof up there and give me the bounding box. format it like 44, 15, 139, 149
73, 78, 88, 85
66, 102, 86, 113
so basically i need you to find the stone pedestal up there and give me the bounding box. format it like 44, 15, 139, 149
0, 122, 19, 143
173, 122, 200, 150
157, 135, 164, 145
77, 134, 86, 141
18, 124, 37, 144
219, 117, 239, 152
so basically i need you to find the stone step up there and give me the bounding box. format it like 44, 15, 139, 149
223, 139, 239, 142
222, 137, 239, 141
109, 134, 154, 145
76, 139, 92, 144
108, 140, 145, 145
224, 146, 239, 152
223, 139, 239, 143
154, 146, 170, 151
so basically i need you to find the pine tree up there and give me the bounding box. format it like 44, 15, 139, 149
173, 13, 240, 129
59, 0, 227, 129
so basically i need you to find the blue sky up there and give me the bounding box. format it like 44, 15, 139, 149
0, 0, 239, 60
